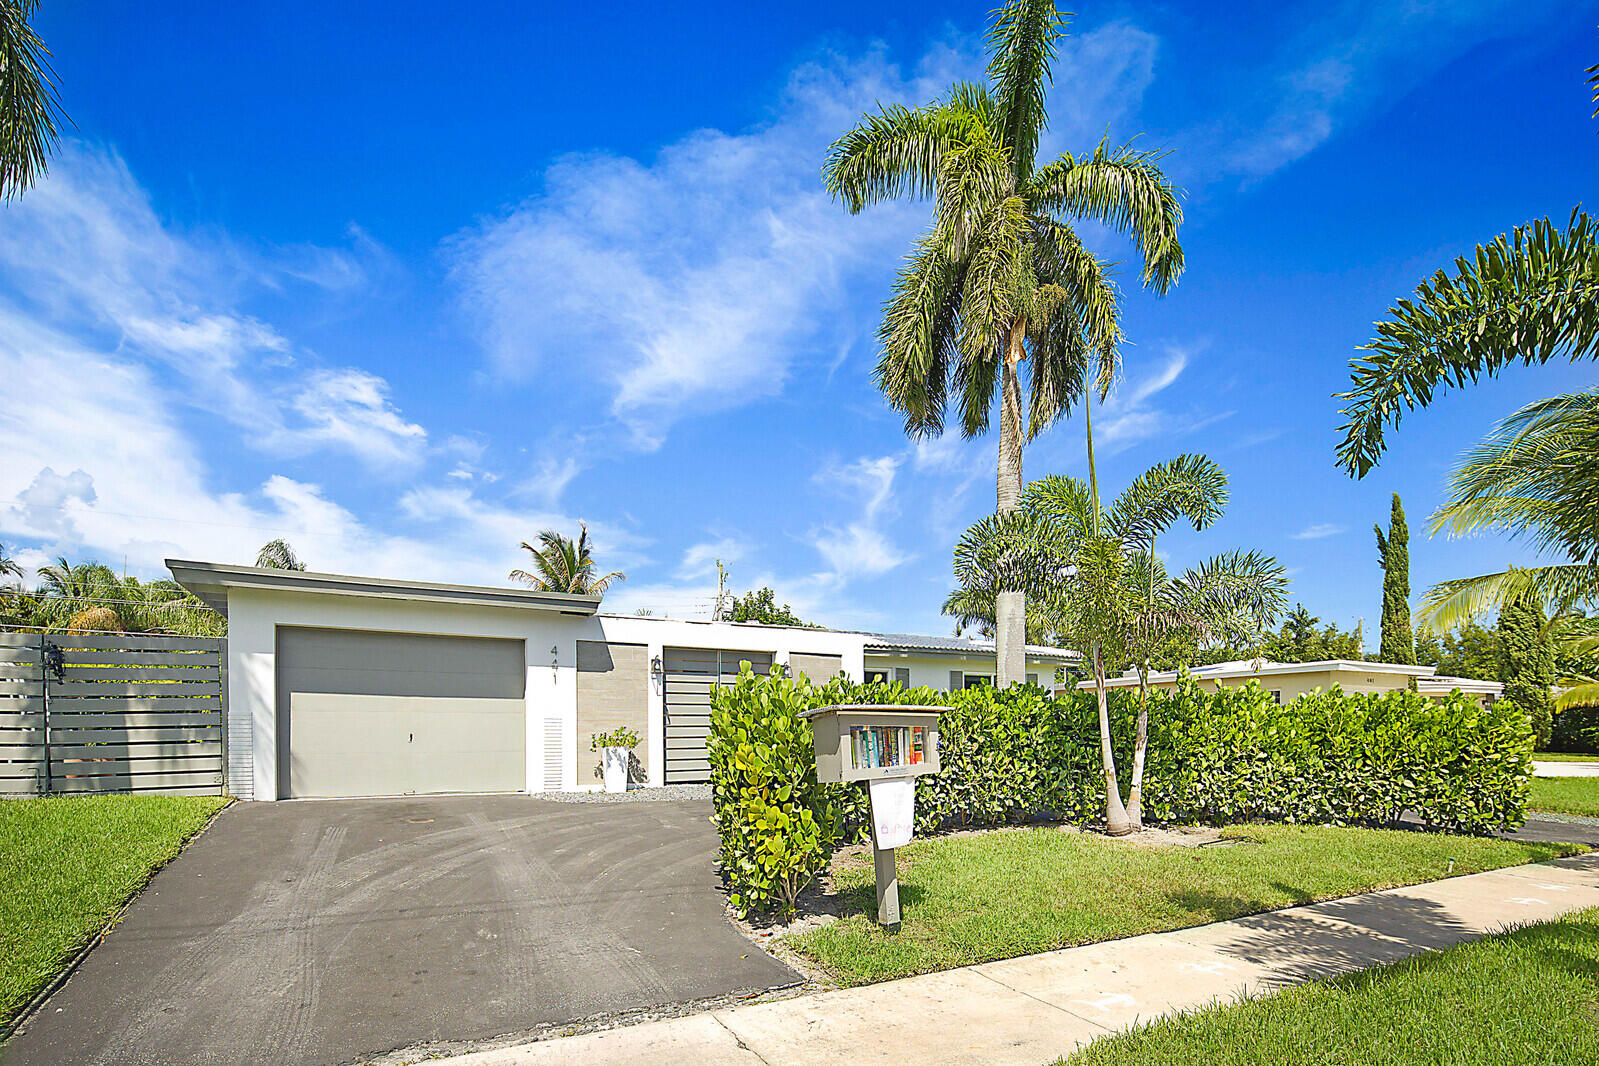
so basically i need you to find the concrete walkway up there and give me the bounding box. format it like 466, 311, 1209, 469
424, 852, 1599, 1066
1534, 759, 1599, 777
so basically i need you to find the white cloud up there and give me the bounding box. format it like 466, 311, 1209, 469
450, 25, 1160, 449
1094, 345, 1233, 454
810, 455, 908, 581
0, 144, 424, 470
1290, 523, 1344, 541
1206, 0, 1556, 181
281, 369, 428, 467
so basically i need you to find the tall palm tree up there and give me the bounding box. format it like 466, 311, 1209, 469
255, 538, 307, 571
1418, 391, 1599, 632
826, 0, 1184, 685
1, 0, 66, 199
510, 524, 624, 596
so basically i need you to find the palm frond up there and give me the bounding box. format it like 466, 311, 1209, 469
255, 538, 307, 571
1028, 139, 1186, 295
1556, 680, 1599, 711
0, 0, 67, 199
1337, 209, 1599, 477
1428, 389, 1599, 565
1107, 453, 1229, 546
1416, 563, 1599, 634
986, 0, 1066, 184
509, 523, 624, 597
876, 228, 964, 437
823, 98, 990, 213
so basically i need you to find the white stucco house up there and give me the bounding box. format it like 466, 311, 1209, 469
168, 559, 1074, 801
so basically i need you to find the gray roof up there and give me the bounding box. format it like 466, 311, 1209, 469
166, 559, 601, 618
861, 631, 1077, 661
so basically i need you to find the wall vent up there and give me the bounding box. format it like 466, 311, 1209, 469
543, 717, 564, 791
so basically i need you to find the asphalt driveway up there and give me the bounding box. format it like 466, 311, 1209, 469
4, 795, 798, 1066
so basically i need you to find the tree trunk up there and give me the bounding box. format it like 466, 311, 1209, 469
994, 317, 1027, 688
1095, 639, 1134, 836
1127, 536, 1154, 832
1128, 667, 1148, 831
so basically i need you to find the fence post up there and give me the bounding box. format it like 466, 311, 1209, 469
38, 633, 50, 796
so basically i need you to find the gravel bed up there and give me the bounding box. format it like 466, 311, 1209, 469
536, 784, 713, 803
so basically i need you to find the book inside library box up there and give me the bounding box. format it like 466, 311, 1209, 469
801, 705, 943, 784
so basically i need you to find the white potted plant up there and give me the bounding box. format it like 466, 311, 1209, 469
590, 727, 642, 794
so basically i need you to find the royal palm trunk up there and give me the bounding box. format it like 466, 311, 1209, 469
994, 318, 1028, 688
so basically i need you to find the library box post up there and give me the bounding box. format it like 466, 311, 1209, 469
801, 704, 943, 927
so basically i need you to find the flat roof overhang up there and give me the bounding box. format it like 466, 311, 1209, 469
864, 643, 1077, 663
166, 559, 602, 619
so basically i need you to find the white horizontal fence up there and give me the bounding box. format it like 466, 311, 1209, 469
0, 631, 226, 796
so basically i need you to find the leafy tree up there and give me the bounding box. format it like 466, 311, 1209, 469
1, 0, 66, 199
0, 541, 21, 582
1375, 493, 1415, 664
1415, 620, 1502, 680
1418, 392, 1599, 632
1260, 604, 1364, 662
826, 0, 1183, 686
509, 524, 624, 596
1499, 591, 1555, 748
255, 538, 306, 571
727, 587, 815, 628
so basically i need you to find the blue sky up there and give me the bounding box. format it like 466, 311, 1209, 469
2, 0, 1595, 640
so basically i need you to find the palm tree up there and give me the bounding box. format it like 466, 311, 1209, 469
1, 0, 67, 199
29, 558, 223, 636
510, 524, 624, 596
946, 455, 1282, 833
1417, 391, 1599, 632
255, 538, 307, 571
826, 0, 1184, 685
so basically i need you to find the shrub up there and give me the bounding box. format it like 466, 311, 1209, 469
707, 665, 943, 917
708, 671, 1534, 917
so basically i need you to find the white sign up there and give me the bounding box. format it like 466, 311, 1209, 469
868, 777, 916, 849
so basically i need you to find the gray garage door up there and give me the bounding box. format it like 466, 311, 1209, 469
277, 627, 526, 798
663, 647, 773, 784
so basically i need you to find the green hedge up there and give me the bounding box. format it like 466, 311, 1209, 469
708, 667, 1534, 917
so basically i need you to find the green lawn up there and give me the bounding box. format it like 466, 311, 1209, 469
1529, 776, 1599, 818
0, 794, 228, 1024
1534, 751, 1599, 762
789, 825, 1580, 986
1062, 908, 1599, 1065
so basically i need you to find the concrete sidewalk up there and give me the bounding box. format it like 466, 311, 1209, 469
422, 852, 1599, 1066
1534, 759, 1599, 777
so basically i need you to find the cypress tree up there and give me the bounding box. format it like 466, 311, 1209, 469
1499, 592, 1555, 748
1374, 493, 1415, 664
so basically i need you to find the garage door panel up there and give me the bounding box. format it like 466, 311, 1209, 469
277, 628, 526, 798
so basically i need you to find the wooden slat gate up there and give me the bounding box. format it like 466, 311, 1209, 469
662, 647, 774, 784
0, 632, 226, 796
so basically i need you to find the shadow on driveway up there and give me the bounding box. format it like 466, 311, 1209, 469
4, 795, 797, 1066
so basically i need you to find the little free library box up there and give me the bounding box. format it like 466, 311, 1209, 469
801, 705, 943, 784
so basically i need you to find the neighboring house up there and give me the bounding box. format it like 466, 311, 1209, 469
863, 632, 1073, 692
1074, 657, 1503, 707
167, 560, 1074, 802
